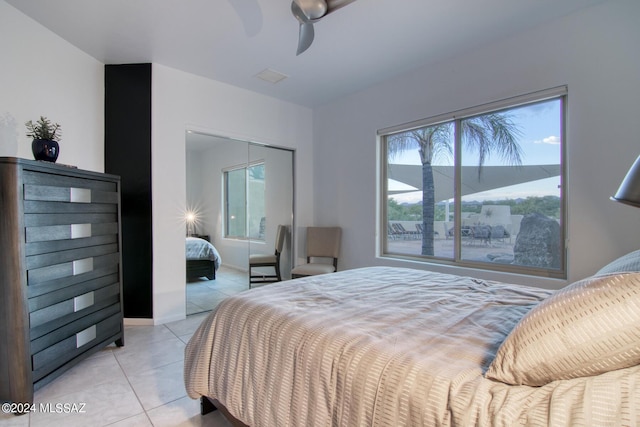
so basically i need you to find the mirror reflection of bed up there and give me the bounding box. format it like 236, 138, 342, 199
185, 131, 294, 316
186, 236, 218, 280
186, 235, 249, 315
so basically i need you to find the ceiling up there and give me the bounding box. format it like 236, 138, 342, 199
7, 0, 607, 108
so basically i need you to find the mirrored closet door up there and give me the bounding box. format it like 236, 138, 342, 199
185, 132, 294, 315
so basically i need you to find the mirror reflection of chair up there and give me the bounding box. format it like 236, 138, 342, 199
291, 226, 342, 278
249, 224, 287, 288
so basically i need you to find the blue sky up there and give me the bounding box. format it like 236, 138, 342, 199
389, 98, 562, 203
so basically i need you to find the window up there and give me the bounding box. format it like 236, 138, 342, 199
224, 162, 265, 240
380, 87, 566, 278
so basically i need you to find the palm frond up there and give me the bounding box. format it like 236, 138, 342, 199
387, 132, 420, 160
481, 113, 524, 165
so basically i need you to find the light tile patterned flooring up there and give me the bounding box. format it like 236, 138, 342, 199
0, 266, 251, 427
187, 266, 250, 315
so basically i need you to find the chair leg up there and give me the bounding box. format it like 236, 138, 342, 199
249, 262, 282, 287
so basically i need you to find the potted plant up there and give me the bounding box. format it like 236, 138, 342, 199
26, 116, 61, 162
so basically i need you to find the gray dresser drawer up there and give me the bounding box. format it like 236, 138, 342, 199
31, 311, 122, 382
26, 222, 118, 244
26, 262, 119, 299
26, 245, 119, 285
23, 170, 117, 198
25, 233, 119, 257
30, 282, 120, 333
28, 273, 119, 313
30, 300, 121, 353
24, 213, 118, 228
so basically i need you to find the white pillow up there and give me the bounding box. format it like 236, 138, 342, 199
486, 272, 640, 386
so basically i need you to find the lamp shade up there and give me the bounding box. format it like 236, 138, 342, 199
611, 155, 640, 208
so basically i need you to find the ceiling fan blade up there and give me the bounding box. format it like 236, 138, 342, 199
296, 22, 315, 56
227, 0, 263, 37
291, 0, 355, 55
326, 0, 357, 13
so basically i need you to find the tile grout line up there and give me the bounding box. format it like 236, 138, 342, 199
109, 344, 151, 427
109, 323, 187, 427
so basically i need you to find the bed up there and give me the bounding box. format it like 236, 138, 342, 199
186, 236, 221, 280
184, 251, 640, 426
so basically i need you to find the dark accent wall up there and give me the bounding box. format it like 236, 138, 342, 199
105, 63, 153, 318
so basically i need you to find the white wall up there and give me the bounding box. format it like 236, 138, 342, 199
186, 148, 205, 213
312, 0, 640, 288
152, 64, 313, 324
188, 140, 249, 270
0, 1, 104, 171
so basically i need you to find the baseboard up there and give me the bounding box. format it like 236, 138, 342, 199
123, 317, 155, 326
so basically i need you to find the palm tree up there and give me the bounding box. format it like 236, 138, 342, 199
387, 113, 523, 256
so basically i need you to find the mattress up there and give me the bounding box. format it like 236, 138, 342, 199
186, 236, 221, 269
184, 266, 640, 426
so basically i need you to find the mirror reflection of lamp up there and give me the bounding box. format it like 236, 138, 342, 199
186, 211, 197, 236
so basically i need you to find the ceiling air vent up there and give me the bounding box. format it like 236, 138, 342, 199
255, 68, 288, 84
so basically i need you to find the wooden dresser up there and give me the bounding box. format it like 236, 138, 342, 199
0, 157, 124, 405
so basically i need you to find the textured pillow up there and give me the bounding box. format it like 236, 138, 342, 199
485, 272, 640, 386
595, 249, 640, 276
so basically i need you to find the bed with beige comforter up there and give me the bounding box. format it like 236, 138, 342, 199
184, 265, 640, 426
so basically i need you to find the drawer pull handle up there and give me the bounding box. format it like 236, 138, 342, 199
70, 224, 92, 239
72, 258, 94, 275
76, 325, 96, 348
70, 187, 91, 203
74, 291, 95, 312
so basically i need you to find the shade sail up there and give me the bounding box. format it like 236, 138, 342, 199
387, 178, 419, 193
388, 164, 561, 201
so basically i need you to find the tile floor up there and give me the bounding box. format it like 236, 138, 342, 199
187, 266, 250, 315
0, 266, 252, 427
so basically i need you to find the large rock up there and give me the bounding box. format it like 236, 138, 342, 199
513, 213, 561, 269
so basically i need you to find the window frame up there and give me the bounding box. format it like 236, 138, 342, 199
223, 160, 266, 241
378, 86, 567, 279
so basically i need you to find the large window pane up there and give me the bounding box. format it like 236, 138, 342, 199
460, 100, 562, 270
386, 123, 455, 259
247, 163, 265, 239
225, 168, 246, 238
225, 162, 265, 240
380, 89, 565, 278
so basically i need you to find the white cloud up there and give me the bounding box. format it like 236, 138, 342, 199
534, 135, 561, 145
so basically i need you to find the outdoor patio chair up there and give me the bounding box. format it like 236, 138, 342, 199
415, 223, 424, 239
490, 224, 510, 243
470, 224, 492, 245
444, 222, 454, 239
388, 223, 401, 240
392, 223, 419, 240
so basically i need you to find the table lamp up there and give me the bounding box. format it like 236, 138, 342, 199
186, 211, 197, 236
611, 155, 640, 208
